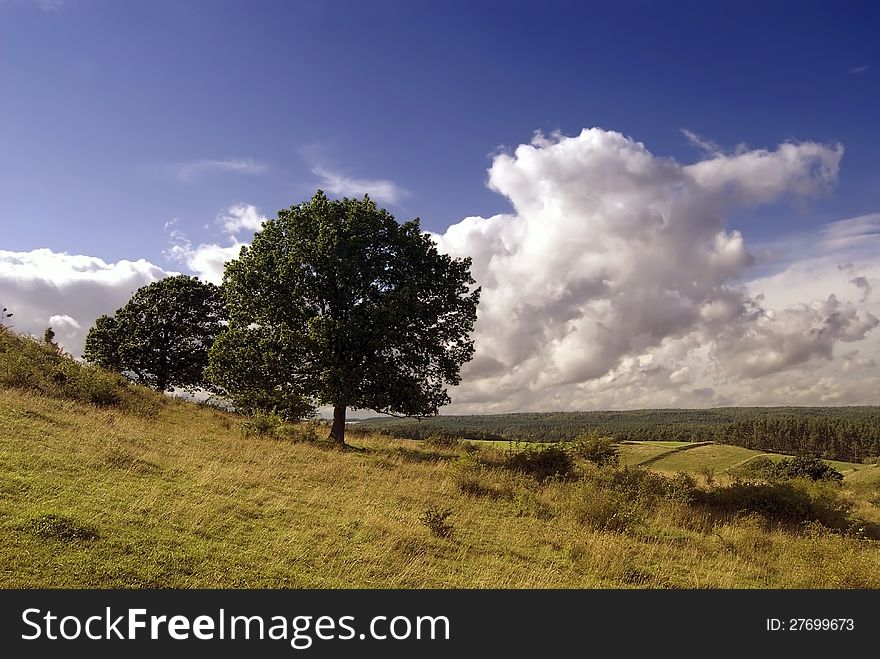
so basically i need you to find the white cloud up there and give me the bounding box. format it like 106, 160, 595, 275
218, 203, 266, 234
820, 213, 880, 250
681, 128, 719, 154
163, 203, 266, 283
7, 128, 879, 411
173, 158, 267, 182
431, 128, 877, 412
0, 249, 172, 356
312, 166, 406, 204
684, 140, 843, 205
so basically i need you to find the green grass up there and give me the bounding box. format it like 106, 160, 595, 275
617, 442, 686, 466
2, 385, 879, 588
651, 444, 777, 473
1, 327, 878, 588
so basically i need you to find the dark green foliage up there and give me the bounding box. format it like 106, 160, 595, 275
241, 412, 322, 443
772, 456, 844, 482
207, 191, 480, 443
84, 275, 226, 392
419, 506, 453, 538
696, 481, 852, 530
568, 432, 619, 466
716, 415, 880, 463
20, 514, 100, 542
241, 411, 286, 437
503, 445, 575, 482
735, 456, 844, 482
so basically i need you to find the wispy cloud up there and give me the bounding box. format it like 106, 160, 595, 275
311, 166, 406, 204
173, 158, 267, 182
849, 65, 869, 75
681, 128, 719, 154
34, 0, 66, 11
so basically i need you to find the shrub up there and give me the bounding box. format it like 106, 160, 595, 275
419, 506, 453, 538
572, 484, 642, 533
589, 465, 696, 506
735, 455, 844, 482
696, 479, 853, 530
774, 456, 844, 482
241, 411, 285, 437
282, 422, 322, 443
736, 456, 777, 479
503, 444, 576, 482
568, 432, 619, 466
665, 471, 698, 505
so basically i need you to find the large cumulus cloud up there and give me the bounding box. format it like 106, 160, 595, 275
433, 128, 877, 411
3, 128, 878, 411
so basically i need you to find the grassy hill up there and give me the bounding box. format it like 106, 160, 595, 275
1, 327, 879, 588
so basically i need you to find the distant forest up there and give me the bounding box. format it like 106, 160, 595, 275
359, 407, 880, 462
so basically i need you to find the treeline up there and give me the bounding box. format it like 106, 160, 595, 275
360, 407, 880, 462
361, 409, 748, 443
717, 416, 880, 463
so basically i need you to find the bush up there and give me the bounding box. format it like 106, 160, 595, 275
241, 411, 285, 437
696, 479, 852, 530
282, 421, 322, 443
572, 483, 642, 533
735, 455, 844, 482
419, 506, 453, 538
503, 444, 576, 482
774, 456, 844, 482
568, 433, 619, 466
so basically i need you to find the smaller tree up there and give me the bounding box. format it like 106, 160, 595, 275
84, 275, 226, 392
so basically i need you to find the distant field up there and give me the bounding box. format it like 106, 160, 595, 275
650, 445, 774, 473
618, 442, 683, 466
362, 408, 880, 462
462, 439, 869, 475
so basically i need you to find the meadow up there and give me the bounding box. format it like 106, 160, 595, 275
1, 327, 878, 588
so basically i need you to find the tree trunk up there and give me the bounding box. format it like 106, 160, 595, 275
329, 405, 346, 445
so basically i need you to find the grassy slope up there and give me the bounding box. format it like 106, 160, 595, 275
1, 328, 878, 588
2, 386, 879, 589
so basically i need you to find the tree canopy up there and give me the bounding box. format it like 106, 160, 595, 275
84, 275, 226, 392
206, 191, 480, 444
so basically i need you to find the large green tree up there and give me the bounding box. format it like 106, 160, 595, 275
207, 191, 480, 444
84, 275, 226, 392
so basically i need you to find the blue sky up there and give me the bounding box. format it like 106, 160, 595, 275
3, 0, 877, 259
3, 0, 880, 411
